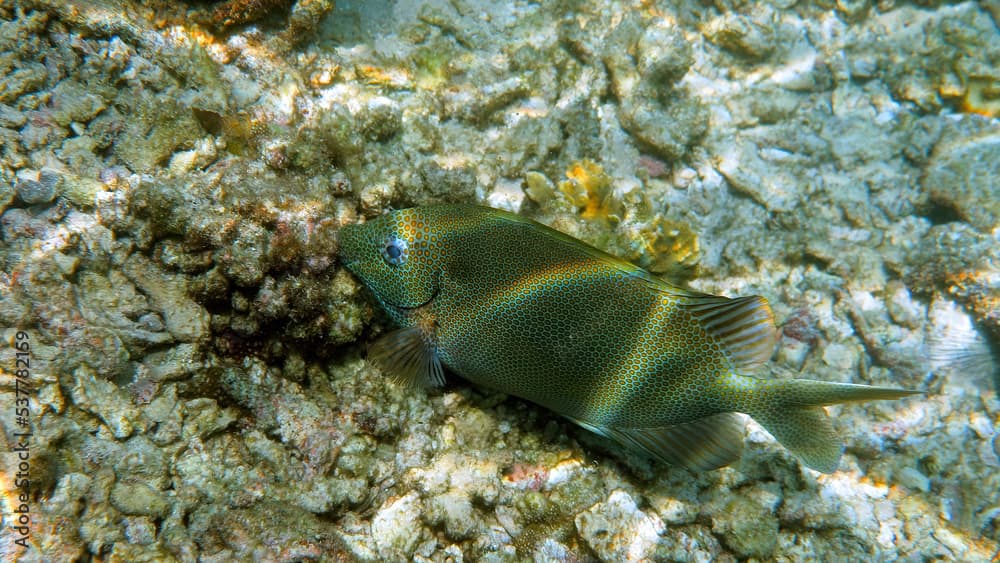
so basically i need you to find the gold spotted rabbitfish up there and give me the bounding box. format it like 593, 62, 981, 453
339, 204, 918, 472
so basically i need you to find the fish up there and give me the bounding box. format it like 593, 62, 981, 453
339, 204, 919, 473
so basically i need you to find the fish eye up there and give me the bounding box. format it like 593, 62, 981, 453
381, 236, 407, 266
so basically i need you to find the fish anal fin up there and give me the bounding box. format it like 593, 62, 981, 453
570, 413, 746, 471
368, 326, 445, 388
684, 295, 778, 373
753, 404, 842, 473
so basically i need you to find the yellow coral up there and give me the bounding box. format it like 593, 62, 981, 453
961, 76, 1000, 118
633, 217, 700, 276
558, 159, 614, 220
357, 65, 412, 89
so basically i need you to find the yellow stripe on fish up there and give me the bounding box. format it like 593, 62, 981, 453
340, 204, 920, 473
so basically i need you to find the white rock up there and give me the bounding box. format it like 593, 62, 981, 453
575, 490, 665, 562
897, 466, 931, 493
822, 342, 858, 370
487, 177, 525, 212
544, 459, 586, 489
372, 492, 424, 559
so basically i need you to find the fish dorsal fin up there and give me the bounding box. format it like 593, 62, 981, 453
683, 295, 777, 373
569, 413, 746, 471
368, 327, 445, 388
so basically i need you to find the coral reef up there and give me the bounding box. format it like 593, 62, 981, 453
0, 0, 998, 561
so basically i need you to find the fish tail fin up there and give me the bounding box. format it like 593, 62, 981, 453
746, 379, 920, 473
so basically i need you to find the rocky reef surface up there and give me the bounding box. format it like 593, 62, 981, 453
0, 0, 998, 560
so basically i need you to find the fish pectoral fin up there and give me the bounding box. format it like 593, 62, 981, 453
569, 413, 746, 471
368, 326, 446, 388
682, 295, 778, 373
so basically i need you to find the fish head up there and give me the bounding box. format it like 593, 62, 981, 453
339, 208, 441, 310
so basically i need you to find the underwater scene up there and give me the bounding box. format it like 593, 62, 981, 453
0, 0, 998, 560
